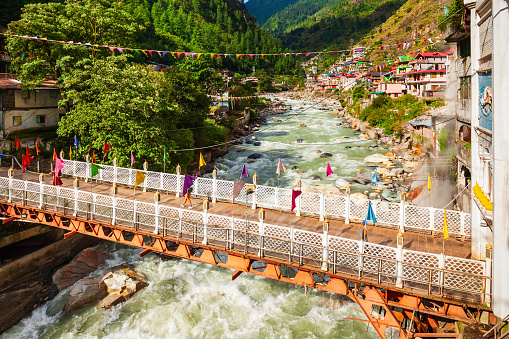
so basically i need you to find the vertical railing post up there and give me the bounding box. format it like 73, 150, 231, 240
202, 199, 209, 245
178, 206, 183, 238
439, 253, 445, 296
212, 168, 218, 203
230, 216, 235, 250
113, 158, 118, 185
345, 186, 351, 224
358, 239, 365, 278
460, 211, 466, 241
111, 183, 117, 225
8, 167, 13, 203
85, 154, 90, 182
290, 226, 295, 258
399, 192, 406, 233
319, 193, 325, 221
176, 164, 182, 198
252, 173, 258, 210
258, 208, 265, 257
321, 218, 329, 271
39, 173, 44, 209
73, 178, 79, 216
133, 200, 138, 231
143, 160, 148, 192
92, 193, 97, 221
396, 231, 404, 288
154, 191, 160, 235
485, 243, 492, 307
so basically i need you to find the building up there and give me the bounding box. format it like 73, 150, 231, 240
0, 77, 65, 136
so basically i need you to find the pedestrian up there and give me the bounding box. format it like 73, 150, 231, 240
181, 186, 193, 209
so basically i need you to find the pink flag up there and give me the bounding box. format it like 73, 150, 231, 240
55, 158, 64, 176
276, 158, 286, 176
326, 162, 333, 178
291, 189, 302, 214
131, 151, 135, 167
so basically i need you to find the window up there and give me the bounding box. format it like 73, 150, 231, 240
50, 89, 58, 99
21, 90, 30, 99
5, 90, 14, 97
431, 73, 437, 79
459, 38, 471, 58
12, 116, 21, 126
460, 76, 471, 99
36, 115, 46, 124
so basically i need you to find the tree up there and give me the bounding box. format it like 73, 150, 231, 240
57, 56, 198, 171
6, 0, 143, 89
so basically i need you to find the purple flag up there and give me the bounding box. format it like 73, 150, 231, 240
131, 151, 135, 167
240, 164, 249, 180
182, 175, 197, 196
232, 180, 245, 203
291, 189, 302, 214
326, 162, 333, 178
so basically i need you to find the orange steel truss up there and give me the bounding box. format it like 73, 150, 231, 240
0, 202, 489, 339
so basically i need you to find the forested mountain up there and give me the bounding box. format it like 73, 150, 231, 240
244, 0, 299, 25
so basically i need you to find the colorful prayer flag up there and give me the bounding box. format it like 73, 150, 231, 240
371, 168, 378, 186
134, 171, 146, 190
92, 151, 96, 164
232, 180, 245, 203
276, 158, 287, 176
240, 164, 249, 180
14, 137, 21, 150
26, 145, 30, 157
363, 200, 377, 226
53, 148, 57, 161
91, 163, 103, 178
69, 145, 72, 159
182, 175, 197, 196
103, 142, 112, 156
326, 162, 333, 178
428, 173, 432, 191
443, 209, 449, 239
74, 135, 78, 149
35, 142, 40, 155
55, 157, 64, 176
291, 189, 302, 214
199, 152, 206, 168
21, 154, 33, 173
131, 151, 135, 167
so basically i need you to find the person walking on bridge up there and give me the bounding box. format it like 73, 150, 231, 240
181, 174, 197, 209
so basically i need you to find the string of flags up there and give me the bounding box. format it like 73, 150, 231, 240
207, 95, 259, 101
0, 33, 445, 61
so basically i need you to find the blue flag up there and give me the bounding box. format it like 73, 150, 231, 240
371, 168, 378, 186
0, 154, 6, 158
363, 201, 377, 226
74, 135, 78, 149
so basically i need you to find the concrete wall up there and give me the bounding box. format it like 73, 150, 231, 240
3, 107, 64, 131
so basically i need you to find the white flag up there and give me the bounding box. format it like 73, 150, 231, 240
276, 158, 287, 176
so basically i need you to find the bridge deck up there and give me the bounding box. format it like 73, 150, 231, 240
5, 169, 472, 259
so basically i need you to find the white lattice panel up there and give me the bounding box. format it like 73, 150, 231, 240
62, 160, 74, 176
116, 168, 131, 185
162, 173, 178, 193
325, 194, 346, 218
256, 186, 276, 209
208, 214, 232, 229
0, 177, 9, 186
294, 229, 322, 246
350, 199, 369, 221
216, 180, 233, 200
159, 205, 179, 219
443, 257, 485, 292
233, 218, 259, 233
329, 236, 358, 253
73, 161, 88, 178
374, 201, 400, 226
264, 224, 290, 239
403, 250, 440, 284
60, 188, 75, 199
464, 214, 472, 236
301, 243, 322, 261
300, 192, 320, 215
277, 188, 292, 212
145, 172, 161, 190
445, 257, 484, 275
328, 236, 359, 270
363, 243, 397, 276
136, 201, 155, 214
100, 166, 115, 183
207, 224, 228, 242
264, 237, 291, 254
434, 209, 461, 235
404, 205, 430, 230
195, 178, 213, 199
182, 210, 204, 223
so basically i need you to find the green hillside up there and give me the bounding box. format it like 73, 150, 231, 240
245, 0, 300, 25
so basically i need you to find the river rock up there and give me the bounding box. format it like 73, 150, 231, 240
247, 153, 263, 159
236, 149, 245, 153
64, 276, 107, 313
53, 246, 109, 291
251, 136, 257, 140
334, 179, 350, 189
352, 172, 372, 184
253, 142, 261, 146
309, 175, 322, 180
296, 139, 304, 143
319, 153, 333, 158
291, 166, 299, 170
364, 154, 390, 164
99, 264, 148, 309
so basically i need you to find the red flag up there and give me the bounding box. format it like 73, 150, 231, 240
35, 142, 40, 155
103, 142, 112, 156
52, 148, 57, 161
26, 145, 30, 157
37, 136, 41, 146
92, 151, 96, 164
22, 154, 34, 173
14, 137, 21, 150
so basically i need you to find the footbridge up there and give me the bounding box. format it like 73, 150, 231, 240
0, 160, 494, 338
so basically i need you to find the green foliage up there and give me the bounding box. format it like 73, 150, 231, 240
202, 119, 228, 146
359, 94, 429, 134
437, 0, 464, 31
57, 56, 207, 171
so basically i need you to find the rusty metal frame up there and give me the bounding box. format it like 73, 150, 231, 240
0, 202, 489, 339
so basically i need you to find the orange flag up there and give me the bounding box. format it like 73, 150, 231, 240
52, 148, 57, 161
92, 151, 96, 164
14, 137, 21, 150
35, 142, 40, 155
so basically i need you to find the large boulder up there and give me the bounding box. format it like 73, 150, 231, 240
319, 152, 333, 158
99, 264, 148, 309
53, 246, 109, 291
364, 154, 390, 164
64, 276, 107, 313
247, 153, 263, 160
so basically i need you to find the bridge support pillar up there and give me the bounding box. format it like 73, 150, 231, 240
396, 231, 404, 288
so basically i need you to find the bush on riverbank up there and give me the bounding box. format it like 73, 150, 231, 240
359, 94, 439, 134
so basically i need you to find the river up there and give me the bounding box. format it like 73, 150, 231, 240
3, 97, 389, 339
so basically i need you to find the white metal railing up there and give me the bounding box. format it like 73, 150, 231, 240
0, 176, 490, 305
61, 160, 472, 238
